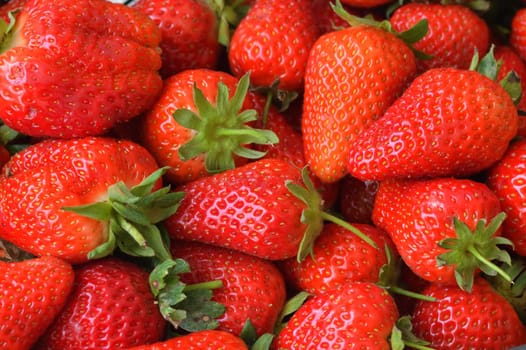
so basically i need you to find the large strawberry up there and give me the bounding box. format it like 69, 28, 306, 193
227, 0, 319, 92
0, 0, 163, 138
140, 69, 277, 185
372, 177, 511, 291
412, 277, 526, 349
35, 257, 165, 349
0, 137, 181, 264
170, 240, 286, 337
132, 0, 220, 78
163, 158, 374, 261
272, 281, 399, 349
0, 256, 74, 350
302, 4, 422, 183
390, 2, 490, 72
347, 48, 519, 181
127, 330, 248, 350
487, 138, 526, 256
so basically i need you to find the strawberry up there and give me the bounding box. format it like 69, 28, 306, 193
390, 3, 490, 72
0, 0, 163, 138
372, 177, 511, 291
412, 277, 526, 349
494, 44, 526, 115
163, 158, 375, 261
0, 137, 181, 264
0, 0, 25, 20
170, 240, 286, 337
0, 256, 74, 350
227, 0, 319, 92
132, 0, 220, 78
337, 176, 379, 224
511, 8, 526, 62
139, 69, 277, 185
302, 5, 421, 183
487, 138, 526, 256
278, 223, 396, 294
339, 0, 392, 8
273, 281, 399, 349
127, 330, 248, 350
347, 49, 519, 181
35, 257, 165, 349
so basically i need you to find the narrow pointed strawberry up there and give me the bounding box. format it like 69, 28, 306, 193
0, 0, 163, 138
302, 1, 424, 183
0, 256, 74, 350
140, 69, 278, 185
373, 177, 512, 292
348, 47, 520, 181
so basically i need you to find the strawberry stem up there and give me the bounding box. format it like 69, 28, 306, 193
320, 211, 377, 249
388, 285, 436, 302
467, 245, 513, 283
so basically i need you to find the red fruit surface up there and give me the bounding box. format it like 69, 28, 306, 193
511, 8, 526, 62
495, 45, 526, 113
36, 257, 165, 350
302, 24, 416, 183
171, 240, 286, 336
0, 137, 161, 264
0, 256, 74, 350
412, 278, 526, 349
163, 158, 307, 260
127, 330, 248, 350
0, 0, 163, 138
348, 67, 518, 181
487, 139, 526, 256
133, 0, 219, 78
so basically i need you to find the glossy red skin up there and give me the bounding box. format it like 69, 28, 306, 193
348, 67, 518, 181
0, 0, 25, 20
390, 3, 490, 72
170, 240, 286, 336
495, 45, 526, 113
338, 176, 378, 224
163, 158, 307, 260
0, 0, 162, 138
127, 330, 248, 350
228, 0, 319, 91
273, 282, 398, 349
412, 278, 526, 349
487, 139, 526, 256
133, 0, 219, 78
302, 25, 416, 184
511, 8, 526, 62
339, 0, 392, 7
372, 177, 502, 284
0, 137, 161, 264
0, 256, 74, 350
36, 257, 165, 350
140, 69, 249, 185
278, 223, 396, 294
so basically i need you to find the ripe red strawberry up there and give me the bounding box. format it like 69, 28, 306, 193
0, 0, 163, 138
227, 0, 319, 92
273, 281, 399, 349
0, 137, 180, 264
339, 0, 392, 8
0, 0, 25, 20
139, 69, 277, 185
337, 176, 379, 224
132, 0, 220, 78
278, 223, 396, 294
302, 16, 419, 183
35, 257, 165, 349
487, 138, 526, 256
412, 278, 526, 349
511, 8, 526, 62
495, 44, 526, 114
390, 3, 490, 72
127, 330, 248, 350
372, 177, 510, 291
348, 53, 519, 181
0, 256, 74, 350
170, 240, 286, 336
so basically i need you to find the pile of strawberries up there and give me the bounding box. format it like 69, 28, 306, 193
2, 0, 526, 348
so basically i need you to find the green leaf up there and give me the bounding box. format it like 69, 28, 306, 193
396, 19, 428, 45
130, 166, 170, 197
87, 230, 116, 260
178, 288, 225, 332
274, 291, 310, 334
62, 201, 113, 221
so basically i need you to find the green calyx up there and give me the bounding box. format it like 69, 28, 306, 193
149, 258, 226, 331
390, 316, 434, 350
330, 0, 431, 60
286, 167, 377, 263
0, 11, 17, 55
174, 72, 279, 174
469, 44, 522, 105
208, 0, 251, 47
62, 167, 184, 261
437, 212, 513, 292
